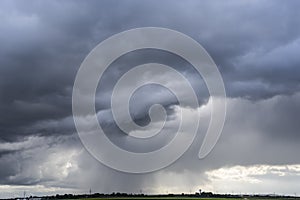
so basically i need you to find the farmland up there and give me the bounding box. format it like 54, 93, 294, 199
72, 196, 298, 200
76, 198, 296, 200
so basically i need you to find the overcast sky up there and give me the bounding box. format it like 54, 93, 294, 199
0, 0, 300, 198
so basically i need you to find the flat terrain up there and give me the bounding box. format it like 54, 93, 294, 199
78, 198, 241, 200
75, 197, 297, 200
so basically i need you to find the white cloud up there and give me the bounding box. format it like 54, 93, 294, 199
205, 164, 300, 195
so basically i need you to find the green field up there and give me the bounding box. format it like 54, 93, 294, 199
75, 198, 296, 200
78, 198, 241, 200
77, 199, 241, 200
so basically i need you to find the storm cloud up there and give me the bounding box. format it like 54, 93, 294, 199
0, 0, 300, 198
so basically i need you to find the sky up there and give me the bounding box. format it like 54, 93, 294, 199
0, 0, 300, 198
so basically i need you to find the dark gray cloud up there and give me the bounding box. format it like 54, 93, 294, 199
0, 0, 300, 198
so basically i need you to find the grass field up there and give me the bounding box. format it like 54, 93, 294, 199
74, 197, 296, 200
77, 199, 241, 200
78, 198, 242, 200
